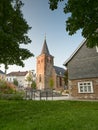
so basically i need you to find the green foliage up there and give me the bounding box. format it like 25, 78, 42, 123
0, 92, 24, 100
0, 80, 14, 94
26, 75, 32, 82
49, 0, 64, 10
49, 0, 98, 48
13, 78, 18, 86
0, 0, 34, 68
31, 81, 36, 89
25, 71, 33, 87
49, 78, 54, 89
0, 79, 25, 99
0, 100, 98, 129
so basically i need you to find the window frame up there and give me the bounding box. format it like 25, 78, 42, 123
78, 81, 93, 93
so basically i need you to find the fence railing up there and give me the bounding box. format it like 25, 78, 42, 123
25, 89, 59, 100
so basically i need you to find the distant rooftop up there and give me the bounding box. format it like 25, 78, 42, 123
7, 71, 28, 76
53, 66, 65, 76
0, 70, 5, 75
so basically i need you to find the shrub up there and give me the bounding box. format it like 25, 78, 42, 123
31, 81, 36, 89
0, 92, 24, 100
0, 80, 15, 94
0, 79, 25, 100
13, 78, 18, 86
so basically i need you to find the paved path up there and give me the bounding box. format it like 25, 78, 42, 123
26, 95, 75, 101
26, 95, 98, 101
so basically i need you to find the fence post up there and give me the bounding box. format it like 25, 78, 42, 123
25, 90, 27, 99
52, 89, 53, 100
40, 90, 41, 100
30, 91, 32, 100
46, 91, 48, 100
34, 90, 35, 100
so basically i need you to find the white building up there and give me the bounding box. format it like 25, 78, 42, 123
6, 71, 29, 87
0, 70, 5, 80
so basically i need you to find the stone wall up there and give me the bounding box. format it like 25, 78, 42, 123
69, 78, 98, 99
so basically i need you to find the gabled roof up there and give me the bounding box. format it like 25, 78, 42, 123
63, 39, 86, 66
41, 38, 50, 55
0, 70, 5, 75
53, 66, 65, 76
7, 71, 28, 76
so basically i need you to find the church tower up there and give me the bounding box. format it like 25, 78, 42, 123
36, 37, 54, 90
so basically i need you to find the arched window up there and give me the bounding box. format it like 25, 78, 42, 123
39, 74, 41, 82
59, 77, 62, 86
38, 60, 40, 64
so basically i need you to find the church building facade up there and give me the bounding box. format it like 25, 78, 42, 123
36, 38, 65, 90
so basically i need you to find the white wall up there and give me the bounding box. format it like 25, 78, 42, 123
6, 76, 27, 87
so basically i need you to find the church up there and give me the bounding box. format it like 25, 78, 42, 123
36, 37, 65, 90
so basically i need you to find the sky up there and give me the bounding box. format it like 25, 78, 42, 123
1, 0, 84, 73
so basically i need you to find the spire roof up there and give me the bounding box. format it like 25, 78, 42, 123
41, 37, 50, 55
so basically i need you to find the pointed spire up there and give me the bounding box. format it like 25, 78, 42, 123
41, 36, 50, 55
45, 33, 46, 40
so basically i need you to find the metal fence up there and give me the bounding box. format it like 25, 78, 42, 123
25, 89, 60, 100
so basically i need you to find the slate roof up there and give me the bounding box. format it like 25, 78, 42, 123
53, 66, 65, 76
41, 38, 50, 55
0, 70, 5, 75
63, 39, 98, 79
7, 71, 28, 76
63, 39, 86, 66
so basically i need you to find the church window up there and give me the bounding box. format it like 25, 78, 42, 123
39, 74, 41, 82
38, 60, 40, 64
47, 57, 51, 63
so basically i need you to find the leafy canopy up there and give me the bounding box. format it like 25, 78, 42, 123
49, 0, 98, 48
0, 0, 34, 69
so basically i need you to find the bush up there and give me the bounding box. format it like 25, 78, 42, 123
0, 79, 25, 100
0, 79, 16, 94
13, 79, 18, 86
0, 92, 25, 100
0, 79, 6, 89
31, 81, 36, 89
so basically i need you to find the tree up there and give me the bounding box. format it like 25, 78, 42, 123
0, 0, 34, 71
31, 81, 36, 89
49, 78, 54, 89
25, 71, 33, 87
13, 78, 18, 86
49, 0, 98, 48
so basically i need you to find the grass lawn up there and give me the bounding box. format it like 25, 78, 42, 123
0, 100, 98, 130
